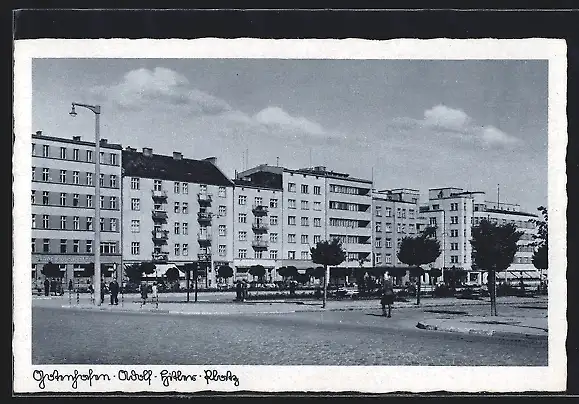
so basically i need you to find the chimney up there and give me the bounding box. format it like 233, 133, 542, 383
35, 130, 42, 136
173, 151, 183, 160
142, 147, 153, 157
204, 156, 217, 165
72, 136, 81, 142
99, 138, 108, 145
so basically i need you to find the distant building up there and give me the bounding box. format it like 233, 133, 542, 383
121, 147, 234, 287
31, 131, 122, 284
418, 187, 539, 286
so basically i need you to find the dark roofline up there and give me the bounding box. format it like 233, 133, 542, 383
481, 209, 538, 218
32, 133, 122, 150
232, 179, 282, 191
373, 197, 418, 205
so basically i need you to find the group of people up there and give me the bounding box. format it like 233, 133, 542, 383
235, 280, 249, 301
140, 281, 159, 307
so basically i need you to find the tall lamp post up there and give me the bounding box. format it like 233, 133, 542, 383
69, 102, 102, 306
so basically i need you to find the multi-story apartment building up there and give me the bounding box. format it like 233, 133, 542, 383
121, 147, 234, 287
372, 188, 421, 272
31, 131, 122, 284
418, 187, 539, 286
233, 167, 284, 282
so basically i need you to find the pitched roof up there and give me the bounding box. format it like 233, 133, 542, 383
122, 150, 233, 187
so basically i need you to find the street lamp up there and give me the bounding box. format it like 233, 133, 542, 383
69, 102, 102, 306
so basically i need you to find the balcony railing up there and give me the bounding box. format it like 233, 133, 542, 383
252, 204, 269, 216
197, 193, 213, 205
152, 189, 168, 200
197, 233, 212, 245
252, 239, 269, 249
197, 253, 211, 262
152, 253, 169, 262
197, 212, 213, 223
152, 210, 168, 221
151, 230, 169, 244
252, 221, 269, 232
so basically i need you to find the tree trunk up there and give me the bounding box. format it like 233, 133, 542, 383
489, 270, 497, 316
416, 268, 422, 305
322, 265, 328, 308
194, 270, 199, 303
186, 270, 190, 303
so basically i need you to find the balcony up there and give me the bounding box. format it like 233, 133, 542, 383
252, 204, 269, 216
197, 253, 211, 262
252, 221, 269, 233
151, 230, 169, 244
197, 193, 213, 206
197, 233, 212, 246
151, 189, 168, 201
152, 209, 168, 222
252, 239, 269, 250
152, 252, 169, 263
197, 212, 213, 224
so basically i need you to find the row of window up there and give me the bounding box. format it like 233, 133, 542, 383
32, 168, 118, 188
238, 196, 279, 207
329, 218, 365, 228
31, 238, 118, 254
328, 201, 369, 212
287, 199, 322, 210
131, 178, 228, 197
32, 214, 118, 231
329, 184, 368, 195
375, 222, 416, 234
32, 144, 118, 165
374, 253, 394, 265
287, 183, 322, 195
330, 235, 370, 245
32, 191, 118, 210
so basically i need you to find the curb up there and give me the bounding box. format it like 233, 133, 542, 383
416, 321, 548, 342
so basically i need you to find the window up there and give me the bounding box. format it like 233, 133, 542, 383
450, 255, 459, 264
313, 185, 321, 195
375, 222, 382, 232
154, 180, 162, 191
110, 154, 117, 165
60, 216, 66, 230
60, 239, 67, 253
42, 168, 49, 182
429, 217, 437, 226
375, 237, 382, 248
31, 190, 36, 204
178, 202, 187, 214
100, 218, 105, 231
72, 149, 79, 161
270, 233, 278, 243
85, 240, 92, 253
255, 196, 263, 206
218, 186, 226, 197
98, 174, 104, 187
110, 196, 117, 210
59, 170, 66, 183
32, 214, 36, 229
301, 217, 309, 226
238, 195, 247, 205
450, 202, 458, 211
174, 244, 180, 256
270, 215, 278, 225
402, 209, 407, 218
99, 152, 105, 164
43, 238, 50, 253
288, 216, 296, 226
173, 202, 180, 213
451, 216, 459, 224
451, 229, 459, 237
100, 196, 105, 209
238, 231, 247, 241
110, 175, 117, 188
270, 198, 278, 208
288, 182, 296, 192
182, 222, 188, 235
42, 191, 49, 205
385, 238, 392, 248
174, 222, 180, 235
31, 238, 36, 253
409, 209, 415, 219
218, 245, 226, 256
73, 240, 80, 253
86, 150, 93, 162
86, 172, 93, 186
69, 171, 79, 185
86, 217, 93, 230
375, 253, 382, 265
60, 147, 67, 159
42, 215, 49, 229
288, 234, 296, 243
301, 200, 309, 210
301, 235, 309, 244
384, 223, 392, 232
174, 182, 180, 194
375, 206, 382, 217
131, 177, 140, 190
131, 242, 140, 255
182, 183, 188, 194
60, 193, 66, 206
385, 207, 392, 217
85, 194, 91, 208
301, 184, 309, 194
288, 251, 296, 259
72, 216, 79, 230
314, 235, 321, 244
42, 145, 49, 157
288, 199, 296, 209
270, 250, 278, 260
385, 254, 392, 264
110, 218, 117, 232
238, 213, 247, 223
397, 223, 402, 233
218, 205, 226, 217
32, 143, 36, 155
451, 242, 459, 251
313, 201, 321, 211
432, 204, 440, 210
301, 251, 310, 260
313, 218, 321, 227
238, 249, 247, 259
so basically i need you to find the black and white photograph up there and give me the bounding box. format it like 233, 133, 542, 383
13, 38, 567, 393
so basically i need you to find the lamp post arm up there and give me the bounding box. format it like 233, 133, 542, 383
72, 102, 101, 114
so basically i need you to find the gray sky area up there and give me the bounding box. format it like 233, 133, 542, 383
32, 58, 547, 212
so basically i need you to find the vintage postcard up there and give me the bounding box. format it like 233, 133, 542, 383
13, 38, 567, 393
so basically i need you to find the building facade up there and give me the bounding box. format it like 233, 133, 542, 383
121, 147, 234, 287
418, 187, 539, 286
31, 131, 122, 284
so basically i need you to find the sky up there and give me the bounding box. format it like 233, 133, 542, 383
32, 58, 548, 212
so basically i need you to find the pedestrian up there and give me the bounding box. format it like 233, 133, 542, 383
140, 282, 148, 307
88, 282, 94, 303
152, 282, 159, 308
242, 280, 248, 302
109, 279, 119, 305
289, 281, 296, 297
44, 278, 50, 297
100, 279, 106, 304
235, 281, 242, 301
381, 279, 395, 318
68, 279, 73, 292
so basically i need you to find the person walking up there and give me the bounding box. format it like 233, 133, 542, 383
140, 282, 148, 307
44, 278, 50, 297
381, 279, 395, 318
235, 281, 242, 301
151, 282, 159, 308
68, 279, 73, 292
109, 279, 119, 305
100, 279, 106, 304
242, 280, 248, 302
88, 282, 94, 304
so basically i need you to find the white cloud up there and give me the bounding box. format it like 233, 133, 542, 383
480, 126, 519, 146
254, 106, 327, 136
423, 105, 471, 131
